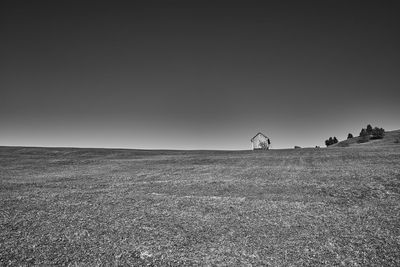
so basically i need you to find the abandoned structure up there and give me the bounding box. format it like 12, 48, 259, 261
251, 132, 271, 150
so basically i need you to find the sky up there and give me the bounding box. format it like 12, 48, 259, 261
1, 1, 399, 150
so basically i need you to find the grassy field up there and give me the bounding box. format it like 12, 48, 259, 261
1, 144, 400, 266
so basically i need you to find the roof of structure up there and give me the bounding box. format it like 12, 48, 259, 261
250, 132, 269, 142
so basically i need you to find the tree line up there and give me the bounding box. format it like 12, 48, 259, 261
325, 124, 385, 147
358, 124, 385, 143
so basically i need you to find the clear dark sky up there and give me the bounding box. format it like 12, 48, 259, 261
1, 1, 399, 149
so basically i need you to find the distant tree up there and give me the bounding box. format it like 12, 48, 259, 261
371, 127, 385, 139
366, 124, 373, 135
358, 128, 370, 143
359, 128, 368, 137
325, 136, 338, 147
347, 133, 353, 139
359, 125, 385, 142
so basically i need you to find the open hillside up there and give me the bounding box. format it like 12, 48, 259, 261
332, 129, 400, 148
1, 145, 400, 266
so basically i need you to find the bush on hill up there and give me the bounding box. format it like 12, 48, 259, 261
347, 133, 353, 139
366, 124, 373, 135
358, 128, 369, 143
358, 124, 385, 142
360, 128, 368, 137
371, 127, 385, 139
325, 136, 338, 147
360, 124, 385, 137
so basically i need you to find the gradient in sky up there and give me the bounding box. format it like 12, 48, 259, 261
1, 1, 399, 149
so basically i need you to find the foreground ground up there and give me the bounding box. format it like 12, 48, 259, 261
1, 145, 400, 266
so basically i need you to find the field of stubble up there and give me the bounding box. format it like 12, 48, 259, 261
1, 145, 400, 266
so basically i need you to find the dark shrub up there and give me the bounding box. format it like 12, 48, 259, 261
371, 127, 385, 139
325, 137, 338, 147
359, 128, 368, 137
347, 133, 353, 139
366, 124, 373, 135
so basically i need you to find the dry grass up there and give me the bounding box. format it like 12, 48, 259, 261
1, 145, 400, 266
